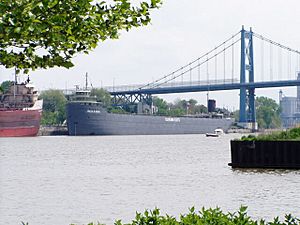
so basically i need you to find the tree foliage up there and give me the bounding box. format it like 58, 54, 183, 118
0, 80, 14, 93
256, 96, 281, 129
39, 89, 67, 125
153, 97, 208, 116
90, 88, 111, 107
152, 96, 169, 115
0, 0, 161, 73
232, 96, 281, 129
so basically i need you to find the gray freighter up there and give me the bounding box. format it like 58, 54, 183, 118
66, 89, 233, 136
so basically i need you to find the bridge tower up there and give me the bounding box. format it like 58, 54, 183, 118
239, 26, 257, 130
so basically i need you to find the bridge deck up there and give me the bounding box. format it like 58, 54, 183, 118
109, 80, 300, 95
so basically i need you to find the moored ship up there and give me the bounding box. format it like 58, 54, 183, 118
66, 89, 233, 136
0, 79, 43, 137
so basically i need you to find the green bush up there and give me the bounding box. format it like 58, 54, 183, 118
240, 127, 300, 141
62, 206, 299, 225
123, 207, 298, 225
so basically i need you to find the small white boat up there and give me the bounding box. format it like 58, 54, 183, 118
205, 128, 224, 137
214, 128, 224, 135
205, 133, 219, 137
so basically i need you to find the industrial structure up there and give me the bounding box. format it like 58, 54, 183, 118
280, 73, 300, 128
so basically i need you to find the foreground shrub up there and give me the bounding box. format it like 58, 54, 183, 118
65, 206, 299, 225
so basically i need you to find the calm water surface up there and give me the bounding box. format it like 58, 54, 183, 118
0, 134, 299, 225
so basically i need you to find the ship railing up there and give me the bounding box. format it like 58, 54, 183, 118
0, 102, 34, 109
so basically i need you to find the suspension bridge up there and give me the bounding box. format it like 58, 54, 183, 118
107, 26, 300, 129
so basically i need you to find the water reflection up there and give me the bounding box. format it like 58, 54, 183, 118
231, 168, 300, 175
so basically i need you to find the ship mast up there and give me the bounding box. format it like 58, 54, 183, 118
85, 72, 88, 90
13, 68, 17, 105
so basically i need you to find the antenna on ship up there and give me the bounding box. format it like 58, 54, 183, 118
85, 72, 88, 90
206, 91, 209, 110
26, 75, 30, 84
13, 67, 17, 105
88, 74, 93, 89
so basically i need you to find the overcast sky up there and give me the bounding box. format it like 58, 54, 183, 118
1, 0, 300, 110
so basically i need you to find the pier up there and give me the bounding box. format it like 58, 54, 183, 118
229, 140, 300, 169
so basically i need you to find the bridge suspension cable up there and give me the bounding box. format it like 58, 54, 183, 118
133, 29, 300, 92
253, 32, 300, 82
253, 33, 300, 55
138, 30, 241, 90
260, 38, 264, 81
231, 36, 235, 82
270, 42, 273, 81
297, 54, 300, 73
144, 38, 241, 89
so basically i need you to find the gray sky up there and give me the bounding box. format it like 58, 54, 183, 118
1, 0, 300, 110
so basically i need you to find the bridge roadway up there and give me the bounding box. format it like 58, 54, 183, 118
109, 79, 300, 95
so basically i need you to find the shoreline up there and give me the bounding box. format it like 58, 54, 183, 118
38, 125, 286, 136
38, 125, 68, 136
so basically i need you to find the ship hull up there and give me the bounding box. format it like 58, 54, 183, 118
67, 102, 234, 136
0, 109, 42, 137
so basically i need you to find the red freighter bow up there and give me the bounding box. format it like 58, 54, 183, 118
0, 79, 43, 137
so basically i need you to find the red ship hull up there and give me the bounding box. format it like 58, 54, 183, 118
0, 109, 42, 137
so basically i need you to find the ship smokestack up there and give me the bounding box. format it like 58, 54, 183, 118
279, 90, 283, 102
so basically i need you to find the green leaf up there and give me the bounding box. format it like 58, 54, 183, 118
14, 27, 21, 33
28, 26, 34, 32
48, 0, 58, 8
0, 0, 161, 72
240, 205, 247, 213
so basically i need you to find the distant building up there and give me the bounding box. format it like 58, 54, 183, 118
280, 72, 300, 128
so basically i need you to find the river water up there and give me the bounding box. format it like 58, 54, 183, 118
0, 134, 299, 225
